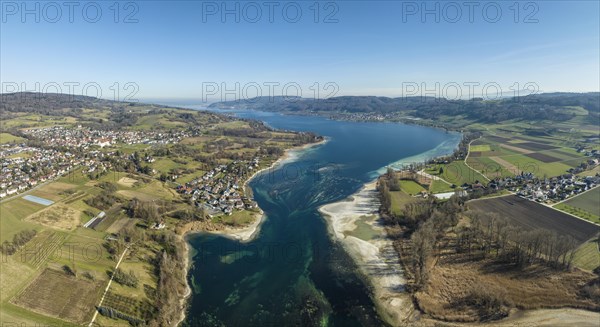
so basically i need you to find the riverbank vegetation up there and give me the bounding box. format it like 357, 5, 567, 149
378, 172, 600, 323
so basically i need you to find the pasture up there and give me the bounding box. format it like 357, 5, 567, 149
0, 198, 45, 241
428, 179, 454, 194
399, 180, 426, 195
469, 195, 599, 244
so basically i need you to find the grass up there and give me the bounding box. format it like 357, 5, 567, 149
560, 187, 600, 214
428, 161, 487, 185
572, 237, 600, 271
0, 198, 46, 241
554, 203, 600, 224
466, 156, 514, 179
463, 131, 590, 179
389, 190, 414, 216
429, 180, 454, 194
470, 144, 491, 152
51, 230, 116, 275
0, 132, 25, 144
213, 210, 258, 226
500, 154, 571, 177
399, 180, 425, 195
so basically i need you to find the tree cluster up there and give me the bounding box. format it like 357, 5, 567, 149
85, 190, 120, 210
0, 230, 37, 255
112, 268, 139, 288
457, 212, 580, 268
148, 233, 187, 327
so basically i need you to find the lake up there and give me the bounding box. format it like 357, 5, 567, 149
182, 108, 461, 326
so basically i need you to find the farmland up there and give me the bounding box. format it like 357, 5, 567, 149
555, 186, 600, 224
11, 268, 103, 324
469, 195, 599, 244
558, 187, 600, 215
466, 128, 595, 181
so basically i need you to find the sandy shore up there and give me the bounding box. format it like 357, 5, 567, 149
175, 234, 192, 326
318, 181, 415, 326
319, 181, 600, 327
204, 211, 265, 243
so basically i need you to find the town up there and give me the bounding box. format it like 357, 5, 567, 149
1, 125, 259, 217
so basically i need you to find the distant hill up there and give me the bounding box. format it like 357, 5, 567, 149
209, 93, 600, 124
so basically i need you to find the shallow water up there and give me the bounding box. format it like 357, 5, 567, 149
183, 109, 461, 326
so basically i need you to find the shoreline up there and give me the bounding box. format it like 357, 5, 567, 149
318, 181, 416, 326
175, 137, 327, 326
317, 181, 600, 327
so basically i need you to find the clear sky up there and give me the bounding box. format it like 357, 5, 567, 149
2, 0, 599, 101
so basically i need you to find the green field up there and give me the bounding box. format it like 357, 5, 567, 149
561, 187, 600, 214
0, 198, 46, 241
388, 190, 414, 215
470, 144, 491, 152
572, 237, 600, 271
426, 161, 487, 186
0, 132, 25, 144
398, 180, 426, 195
500, 154, 572, 177
554, 203, 600, 224
554, 188, 600, 224
466, 156, 514, 178
428, 180, 455, 193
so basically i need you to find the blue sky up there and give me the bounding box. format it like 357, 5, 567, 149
1, 1, 599, 101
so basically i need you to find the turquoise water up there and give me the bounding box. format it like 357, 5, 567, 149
183, 109, 461, 326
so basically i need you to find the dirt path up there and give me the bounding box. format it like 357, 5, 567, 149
88, 246, 129, 327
